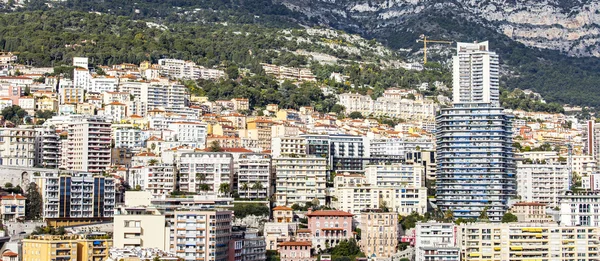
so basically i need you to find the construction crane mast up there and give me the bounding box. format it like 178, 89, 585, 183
416, 35, 453, 64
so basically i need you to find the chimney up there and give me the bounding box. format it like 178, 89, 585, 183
307, 207, 313, 215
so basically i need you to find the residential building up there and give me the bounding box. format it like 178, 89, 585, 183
307, 209, 353, 250
37, 172, 115, 226
452, 41, 500, 106
178, 152, 233, 194
113, 205, 167, 250
246, 119, 275, 151
172, 210, 233, 261
23, 233, 112, 261
558, 191, 600, 226
140, 82, 188, 113
89, 75, 118, 93
236, 153, 271, 200
436, 103, 516, 221
509, 202, 553, 223
74, 67, 90, 90
337, 92, 437, 120
368, 136, 435, 158
0, 127, 36, 167
103, 102, 127, 122
457, 222, 600, 260
127, 164, 175, 196
271, 137, 307, 158
278, 241, 312, 261
516, 160, 569, 207
274, 156, 327, 207
59, 87, 85, 104
359, 210, 399, 259
415, 222, 460, 261
168, 121, 207, 146
62, 116, 112, 173
581, 173, 600, 191
229, 226, 266, 261
0, 194, 26, 221
264, 206, 296, 251
113, 128, 144, 149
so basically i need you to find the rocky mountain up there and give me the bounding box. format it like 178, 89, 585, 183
279, 0, 600, 57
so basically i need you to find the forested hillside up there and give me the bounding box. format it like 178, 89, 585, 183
2, 0, 600, 109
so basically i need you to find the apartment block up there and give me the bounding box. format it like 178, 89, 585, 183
264, 206, 297, 251
271, 137, 307, 158
37, 172, 115, 226
274, 156, 327, 207
516, 161, 569, 207
168, 121, 207, 146
62, 116, 112, 173
113, 205, 167, 250
510, 202, 553, 223
172, 210, 233, 261
436, 103, 516, 221
179, 152, 233, 194
229, 227, 266, 261
60, 87, 85, 104
415, 222, 460, 261
236, 153, 271, 200
113, 128, 144, 149
458, 223, 599, 260
368, 136, 435, 158
359, 210, 399, 259
559, 191, 600, 227
141, 82, 188, 112
0, 127, 36, 167
453, 41, 500, 106
23, 233, 112, 261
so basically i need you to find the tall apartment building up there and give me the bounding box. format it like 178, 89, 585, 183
127, 164, 176, 196
415, 222, 460, 261
436, 103, 516, 221
0, 127, 36, 167
236, 153, 271, 200
178, 152, 233, 194
559, 191, 600, 227
368, 137, 435, 158
35, 127, 61, 169
457, 223, 600, 260
73, 67, 91, 90
359, 210, 399, 259
516, 160, 569, 207
113, 128, 144, 149
274, 156, 327, 207
37, 172, 115, 226
63, 116, 112, 173
246, 119, 275, 151
452, 41, 500, 106
168, 121, 207, 146
172, 210, 233, 261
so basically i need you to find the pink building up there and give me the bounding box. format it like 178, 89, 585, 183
306, 209, 354, 250
279, 241, 313, 261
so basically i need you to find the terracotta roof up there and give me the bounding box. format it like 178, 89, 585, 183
147, 136, 163, 142
279, 241, 312, 247
321, 228, 344, 231
1, 195, 26, 200
297, 229, 311, 233
273, 206, 293, 211
2, 251, 17, 257
307, 210, 353, 217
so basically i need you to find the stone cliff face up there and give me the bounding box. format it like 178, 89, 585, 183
278, 0, 600, 57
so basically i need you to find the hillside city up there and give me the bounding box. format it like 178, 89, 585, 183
0, 37, 597, 261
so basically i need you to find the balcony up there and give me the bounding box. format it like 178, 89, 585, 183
123, 227, 142, 234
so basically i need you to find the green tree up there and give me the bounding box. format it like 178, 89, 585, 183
4, 182, 13, 189
233, 203, 269, 218
226, 65, 240, 80
218, 183, 230, 195
501, 212, 518, 223
208, 141, 223, 152
478, 206, 490, 222
348, 111, 364, 119
25, 182, 43, 220
35, 110, 55, 120
1, 105, 28, 124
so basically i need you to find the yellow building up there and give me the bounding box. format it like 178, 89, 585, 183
22, 234, 112, 261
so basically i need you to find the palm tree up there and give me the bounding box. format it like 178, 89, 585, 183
240, 183, 249, 198
148, 159, 158, 166
196, 173, 207, 192
218, 183, 230, 196
251, 181, 264, 198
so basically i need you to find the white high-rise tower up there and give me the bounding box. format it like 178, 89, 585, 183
452, 41, 500, 106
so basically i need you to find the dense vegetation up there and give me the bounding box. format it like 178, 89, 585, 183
500, 88, 564, 113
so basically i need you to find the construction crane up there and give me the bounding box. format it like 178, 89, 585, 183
416, 35, 453, 64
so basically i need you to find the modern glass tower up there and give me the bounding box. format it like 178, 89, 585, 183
436, 42, 516, 222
